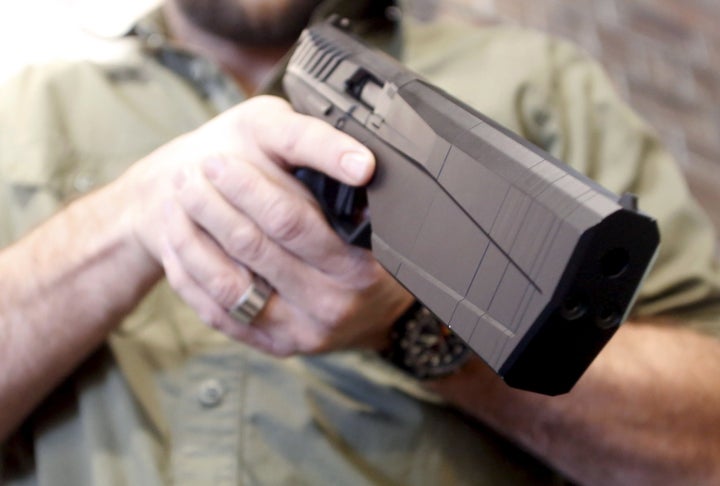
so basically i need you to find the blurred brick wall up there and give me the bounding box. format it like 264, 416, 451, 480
410, 0, 720, 235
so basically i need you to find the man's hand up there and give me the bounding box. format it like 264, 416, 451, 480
0, 95, 412, 441
123, 96, 414, 356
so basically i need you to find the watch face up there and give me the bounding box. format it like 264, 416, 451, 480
390, 305, 472, 380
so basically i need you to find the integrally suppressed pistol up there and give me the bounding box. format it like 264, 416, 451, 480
283, 18, 660, 395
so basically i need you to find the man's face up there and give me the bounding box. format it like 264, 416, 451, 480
172, 0, 325, 46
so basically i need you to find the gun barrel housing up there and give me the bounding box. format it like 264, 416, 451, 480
283, 20, 660, 395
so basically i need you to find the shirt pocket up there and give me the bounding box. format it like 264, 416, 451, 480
0, 140, 143, 243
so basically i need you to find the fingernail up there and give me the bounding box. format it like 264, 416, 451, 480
203, 156, 226, 180
340, 151, 373, 182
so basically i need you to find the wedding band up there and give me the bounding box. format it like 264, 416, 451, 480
229, 275, 273, 325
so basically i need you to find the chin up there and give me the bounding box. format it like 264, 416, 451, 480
175, 0, 323, 46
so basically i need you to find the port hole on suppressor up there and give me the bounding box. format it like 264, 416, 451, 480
600, 248, 629, 278
560, 299, 586, 321
596, 307, 620, 329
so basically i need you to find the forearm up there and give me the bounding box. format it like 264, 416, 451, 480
0, 179, 161, 441
427, 322, 720, 485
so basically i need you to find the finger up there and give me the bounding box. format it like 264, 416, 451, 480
165, 200, 254, 311
163, 230, 307, 357
182, 195, 354, 322
197, 156, 368, 279
241, 96, 375, 186
160, 237, 275, 351
174, 170, 356, 323
164, 236, 347, 358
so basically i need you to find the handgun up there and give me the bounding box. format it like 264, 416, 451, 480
283, 18, 660, 395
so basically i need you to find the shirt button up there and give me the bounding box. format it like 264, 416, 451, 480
146, 33, 166, 49
197, 378, 225, 408
73, 172, 95, 193
189, 59, 208, 81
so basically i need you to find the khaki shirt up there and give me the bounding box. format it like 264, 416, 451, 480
2, 3, 719, 485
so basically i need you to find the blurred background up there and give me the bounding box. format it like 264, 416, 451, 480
0, 0, 158, 80
1, 0, 718, 233
417, 0, 720, 237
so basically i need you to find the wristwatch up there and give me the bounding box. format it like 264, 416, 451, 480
381, 301, 472, 380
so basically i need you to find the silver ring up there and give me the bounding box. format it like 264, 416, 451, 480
229, 275, 273, 325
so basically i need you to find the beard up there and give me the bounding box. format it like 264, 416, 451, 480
173, 0, 325, 46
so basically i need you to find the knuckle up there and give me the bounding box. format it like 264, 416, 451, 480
167, 224, 196, 258
227, 224, 268, 262
267, 342, 296, 358
263, 198, 308, 244
242, 96, 291, 123
250, 95, 290, 111
280, 131, 299, 158
164, 263, 190, 292
231, 166, 261, 198
363, 259, 388, 285
301, 330, 334, 354
282, 119, 328, 159
331, 251, 380, 288
279, 121, 308, 158
314, 292, 349, 327
181, 191, 210, 219
202, 307, 228, 331
206, 273, 243, 308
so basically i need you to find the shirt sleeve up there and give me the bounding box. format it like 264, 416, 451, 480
523, 32, 720, 331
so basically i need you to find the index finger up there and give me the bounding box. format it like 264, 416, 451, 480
240, 96, 375, 185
